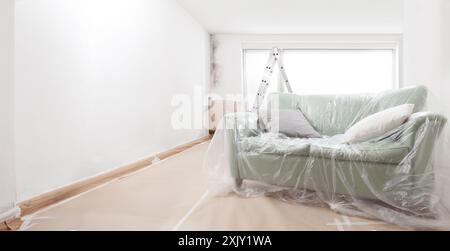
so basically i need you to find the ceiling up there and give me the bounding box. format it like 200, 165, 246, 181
176, 0, 403, 34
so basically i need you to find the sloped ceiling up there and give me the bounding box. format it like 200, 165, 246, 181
176, 0, 403, 34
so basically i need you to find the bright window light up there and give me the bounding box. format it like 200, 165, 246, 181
244, 49, 396, 108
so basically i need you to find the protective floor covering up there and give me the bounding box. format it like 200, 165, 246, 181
22, 142, 404, 231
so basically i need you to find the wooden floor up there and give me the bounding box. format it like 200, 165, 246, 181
20, 142, 404, 231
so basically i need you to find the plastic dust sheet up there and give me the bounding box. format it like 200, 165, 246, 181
204, 86, 450, 230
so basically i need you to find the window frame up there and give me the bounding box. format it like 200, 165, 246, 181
241, 36, 402, 111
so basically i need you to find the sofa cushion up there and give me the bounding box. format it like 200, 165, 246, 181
309, 140, 410, 165
267, 108, 321, 138
238, 133, 410, 164
341, 104, 415, 144
238, 133, 311, 156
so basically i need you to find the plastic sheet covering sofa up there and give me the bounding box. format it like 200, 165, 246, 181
204, 85, 450, 230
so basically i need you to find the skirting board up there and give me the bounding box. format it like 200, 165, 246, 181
0, 207, 21, 231
17, 135, 212, 217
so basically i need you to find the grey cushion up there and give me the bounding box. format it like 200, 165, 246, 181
267, 108, 321, 138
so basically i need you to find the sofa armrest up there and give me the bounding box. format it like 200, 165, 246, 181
407, 112, 446, 130
398, 112, 447, 146
396, 112, 447, 179
223, 112, 260, 179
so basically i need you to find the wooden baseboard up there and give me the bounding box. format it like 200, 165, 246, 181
17, 135, 211, 217
0, 207, 21, 231
0, 222, 8, 231
0, 219, 23, 231
4, 218, 23, 231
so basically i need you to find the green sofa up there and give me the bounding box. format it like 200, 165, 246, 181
225, 86, 447, 209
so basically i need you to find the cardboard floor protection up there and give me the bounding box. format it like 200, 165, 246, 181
22, 142, 404, 231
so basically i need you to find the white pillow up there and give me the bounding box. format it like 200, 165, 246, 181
341, 104, 415, 144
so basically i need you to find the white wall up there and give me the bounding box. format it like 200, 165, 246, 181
403, 0, 450, 208
0, 0, 16, 215
443, 0, 450, 100
403, 0, 442, 90
14, 0, 210, 201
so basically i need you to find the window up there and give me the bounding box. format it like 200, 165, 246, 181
243, 48, 398, 109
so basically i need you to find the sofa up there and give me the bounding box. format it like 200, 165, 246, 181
225, 86, 447, 209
